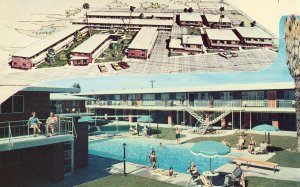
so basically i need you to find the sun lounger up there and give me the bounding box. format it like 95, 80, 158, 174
225, 156, 279, 173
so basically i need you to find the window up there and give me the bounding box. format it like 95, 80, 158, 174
143, 94, 155, 101
114, 95, 121, 100
220, 92, 233, 100
198, 93, 209, 100
13, 95, 24, 113
242, 91, 264, 100
0, 95, 24, 113
284, 90, 295, 100
161, 93, 170, 101
256, 113, 268, 121
70, 101, 78, 107
176, 93, 185, 100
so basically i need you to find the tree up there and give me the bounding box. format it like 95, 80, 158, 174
219, 6, 225, 14
74, 30, 83, 42
239, 21, 245, 27
183, 8, 188, 12
128, 6, 136, 32
285, 15, 300, 151
250, 20, 256, 27
188, 7, 193, 13
82, 3, 91, 36
45, 48, 55, 63
139, 13, 145, 19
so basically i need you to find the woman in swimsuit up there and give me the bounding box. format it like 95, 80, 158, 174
248, 136, 256, 153
149, 151, 157, 169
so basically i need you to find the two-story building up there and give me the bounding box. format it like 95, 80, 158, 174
127, 27, 158, 59
203, 14, 232, 28
169, 35, 205, 55
87, 12, 174, 20
179, 13, 203, 27
205, 29, 240, 51
69, 34, 111, 66
235, 27, 273, 49
11, 25, 87, 69
76, 82, 296, 131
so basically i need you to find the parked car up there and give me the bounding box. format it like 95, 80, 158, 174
118, 61, 130, 69
98, 65, 107, 72
111, 63, 122, 70
218, 51, 238, 58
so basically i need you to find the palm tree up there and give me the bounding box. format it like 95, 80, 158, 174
128, 6, 136, 32
285, 15, 300, 151
219, 7, 225, 28
83, 3, 91, 36
250, 20, 256, 27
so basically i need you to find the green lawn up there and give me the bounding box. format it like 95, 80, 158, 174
187, 27, 202, 35
247, 176, 300, 187
37, 32, 92, 68
268, 150, 300, 168
187, 133, 298, 167
79, 174, 180, 187
153, 127, 186, 140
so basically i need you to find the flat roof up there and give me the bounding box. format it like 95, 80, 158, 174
180, 13, 202, 22
50, 93, 95, 101
13, 25, 86, 58
206, 29, 240, 41
204, 14, 231, 23
128, 27, 158, 50
235, 27, 273, 39
169, 39, 183, 49
71, 34, 110, 54
182, 35, 203, 45
76, 82, 294, 96
88, 11, 173, 18
73, 18, 173, 26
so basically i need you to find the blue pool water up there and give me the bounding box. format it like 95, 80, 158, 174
89, 138, 231, 173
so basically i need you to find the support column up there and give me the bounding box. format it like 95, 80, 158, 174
250, 112, 252, 130
232, 111, 234, 130
176, 110, 179, 125
168, 111, 173, 125
128, 110, 133, 124
239, 110, 242, 130
272, 113, 279, 129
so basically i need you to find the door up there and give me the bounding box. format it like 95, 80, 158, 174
188, 93, 194, 106
267, 91, 276, 108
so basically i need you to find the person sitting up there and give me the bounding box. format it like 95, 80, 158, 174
187, 162, 211, 186
46, 112, 58, 137
223, 162, 243, 187
236, 136, 245, 150
149, 151, 157, 169
221, 139, 231, 147
27, 112, 42, 137
154, 167, 175, 177
248, 136, 256, 153
129, 126, 133, 136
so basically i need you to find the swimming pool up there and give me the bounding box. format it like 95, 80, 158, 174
89, 138, 230, 173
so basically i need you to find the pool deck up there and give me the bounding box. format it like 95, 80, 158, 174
84, 128, 300, 187
54, 123, 299, 187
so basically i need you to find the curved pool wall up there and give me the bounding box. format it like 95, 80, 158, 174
89, 138, 230, 173
97, 125, 142, 134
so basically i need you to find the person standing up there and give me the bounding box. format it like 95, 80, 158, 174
136, 122, 140, 136
176, 127, 181, 144
46, 112, 58, 137
27, 112, 42, 137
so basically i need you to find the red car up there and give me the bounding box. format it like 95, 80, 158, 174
118, 61, 130, 69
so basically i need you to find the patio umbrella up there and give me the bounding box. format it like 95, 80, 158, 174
191, 141, 230, 171
137, 116, 153, 123
252, 124, 278, 143
78, 116, 94, 123
252, 124, 278, 132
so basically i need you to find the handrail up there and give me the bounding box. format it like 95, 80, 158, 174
0, 117, 76, 143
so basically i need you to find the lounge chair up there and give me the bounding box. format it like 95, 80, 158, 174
253, 143, 268, 154
88, 126, 102, 136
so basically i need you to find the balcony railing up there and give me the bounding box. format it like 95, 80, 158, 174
0, 116, 76, 144
87, 99, 294, 109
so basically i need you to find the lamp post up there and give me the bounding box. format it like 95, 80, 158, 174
123, 143, 127, 176
157, 123, 159, 138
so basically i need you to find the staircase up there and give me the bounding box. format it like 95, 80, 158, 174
185, 105, 232, 135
